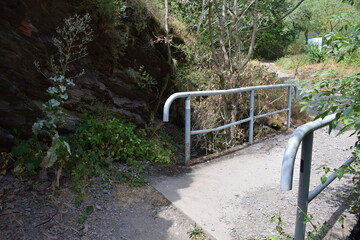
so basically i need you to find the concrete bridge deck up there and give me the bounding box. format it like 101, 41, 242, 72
149, 128, 358, 239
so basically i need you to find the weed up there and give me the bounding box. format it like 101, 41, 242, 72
64, 116, 171, 205
128, 65, 157, 90
11, 137, 46, 176
188, 223, 207, 240
305, 44, 326, 63
77, 205, 94, 236
30, 13, 93, 187
268, 213, 292, 240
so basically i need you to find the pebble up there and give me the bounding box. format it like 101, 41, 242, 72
6, 203, 14, 209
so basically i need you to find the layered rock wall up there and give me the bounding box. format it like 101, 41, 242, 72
0, 0, 174, 150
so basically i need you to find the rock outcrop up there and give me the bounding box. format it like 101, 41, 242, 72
0, 0, 175, 150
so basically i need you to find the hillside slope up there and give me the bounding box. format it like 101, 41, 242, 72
0, 0, 178, 150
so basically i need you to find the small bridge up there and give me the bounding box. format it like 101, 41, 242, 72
149, 85, 358, 239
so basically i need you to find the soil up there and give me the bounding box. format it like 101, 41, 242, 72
0, 171, 199, 240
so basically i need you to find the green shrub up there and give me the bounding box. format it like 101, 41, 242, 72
11, 137, 46, 176
66, 117, 171, 186
305, 44, 326, 63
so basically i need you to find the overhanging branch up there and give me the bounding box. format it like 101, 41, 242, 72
257, 0, 305, 32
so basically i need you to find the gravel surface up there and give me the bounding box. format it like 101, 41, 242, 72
150, 127, 358, 240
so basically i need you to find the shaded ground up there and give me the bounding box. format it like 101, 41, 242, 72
0, 174, 199, 240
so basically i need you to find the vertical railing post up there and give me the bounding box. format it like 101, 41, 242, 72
185, 96, 191, 164
287, 86, 292, 129
295, 131, 313, 240
249, 90, 255, 144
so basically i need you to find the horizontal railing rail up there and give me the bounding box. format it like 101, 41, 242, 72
163, 84, 293, 163
280, 114, 357, 240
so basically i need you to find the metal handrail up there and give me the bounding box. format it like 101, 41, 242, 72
280, 114, 357, 240
163, 84, 293, 163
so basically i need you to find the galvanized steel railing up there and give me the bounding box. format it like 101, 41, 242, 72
163, 84, 293, 163
280, 114, 357, 240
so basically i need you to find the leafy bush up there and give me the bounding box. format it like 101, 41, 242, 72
11, 137, 46, 176
324, 16, 360, 64
305, 43, 325, 63
302, 71, 360, 213
66, 117, 171, 188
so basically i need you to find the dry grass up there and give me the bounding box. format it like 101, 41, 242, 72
276, 54, 360, 81
190, 61, 309, 155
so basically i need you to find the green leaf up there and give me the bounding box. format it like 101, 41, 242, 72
321, 175, 327, 184
78, 215, 87, 224
86, 205, 94, 215
63, 141, 71, 154
46, 147, 58, 168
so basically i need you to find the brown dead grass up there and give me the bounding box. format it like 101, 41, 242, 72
276, 55, 360, 81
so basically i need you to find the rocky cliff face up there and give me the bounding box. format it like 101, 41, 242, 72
0, 0, 175, 150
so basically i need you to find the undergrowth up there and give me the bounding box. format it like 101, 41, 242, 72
12, 116, 173, 205
275, 54, 360, 79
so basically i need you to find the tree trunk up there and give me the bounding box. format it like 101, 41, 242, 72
208, 0, 218, 67
214, 0, 231, 70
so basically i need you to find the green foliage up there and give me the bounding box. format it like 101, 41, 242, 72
268, 212, 330, 240
275, 54, 309, 71
324, 15, 360, 64
291, 0, 359, 37
11, 137, 46, 175
254, 22, 299, 60
69, 117, 170, 166
188, 223, 207, 240
302, 72, 360, 138
128, 65, 157, 89
305, 44, 325, 63
302, 213, 328, 239
254, 1, 300, 60
268, 214, 292, 240
301, 17, 360, 220
65, 117, 171, 196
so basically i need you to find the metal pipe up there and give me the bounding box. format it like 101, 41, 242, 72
280, 114, 336, 191
249, 90, 255, 144
163, 84, 293, 163
185, 96, 191, 164
308, 156, 356, 202
191, 117, 251, 135
163, 84, 291, 122
254, 109, 288, 120
287, 87, 292, 129
295, 132, 313, 240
